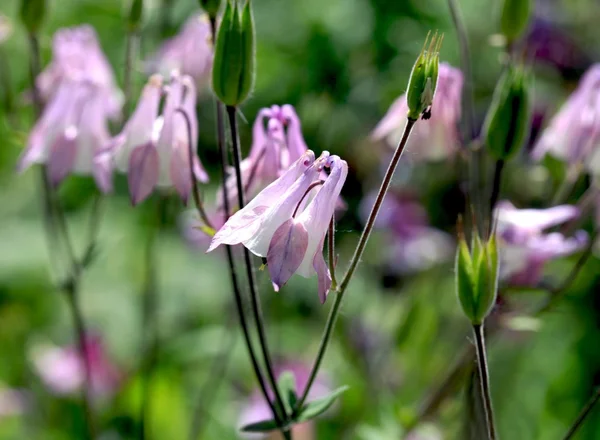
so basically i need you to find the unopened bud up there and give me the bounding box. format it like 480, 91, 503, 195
455, 222, 499, 325
500, 0, 532, 44
200, 0, 221, 19
483, 66, 532, 161
128, 0, 143, 32
212, 0, 255, 107
20, 0, 46, 35
406, 32, 443, 121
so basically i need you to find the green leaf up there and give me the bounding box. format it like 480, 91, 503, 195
240, 418, 279, 433
277, 371, 297, 416
296, 385, 349, 422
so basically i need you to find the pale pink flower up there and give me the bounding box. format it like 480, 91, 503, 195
372, 63, 463, 161
495, 201, 588, 285
209, 151, 348, 302
0, 15, 12, 44
112, 72, 209, 205
146, 14, 213, 89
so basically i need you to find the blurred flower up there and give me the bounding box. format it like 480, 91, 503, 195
31, 335, 121, 399
219, 104, 309, 209
180, 209, 225, 252
209, 151, 347, 302
372, 63, 463, 161
17, 79, 114, 190
146, 14, 213, 89
111, 72, 209, 205
360, 192, 454, 274
495, 201, 588, 285
532, 64, 600, 171
0, 15, 12, 43
239, 361, 331, 440
36, 24, 122, 119
0, 385, 27, 420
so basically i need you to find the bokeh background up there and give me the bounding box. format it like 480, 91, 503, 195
1, 0, 600, 438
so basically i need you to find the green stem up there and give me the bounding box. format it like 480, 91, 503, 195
561, 388, 600, 440
294, 118, 416, 412
328, 217, 337, 290
123, 30, 139, 120
472, 324, 497, 440
226, 105, 289, 433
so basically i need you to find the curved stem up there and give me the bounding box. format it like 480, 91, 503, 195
328, 217, 337, 290
472, 324, 497, 440
562, 388, 600, 440
294, 118, 416, 412
226, 105, 289, 432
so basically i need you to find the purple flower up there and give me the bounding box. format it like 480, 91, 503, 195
359, 192, 454, 274
36, 25, 122, 120
17, 79, 114, 191
0, 387, 27, 420
146, 14, 213, 89
219, 104, 309, 209
209, 151, 347, 302
532, 64, 600, 170
180, 209, 225, 252
112, 72, 209, 205
30, 335, 121, 399
372, 63, 463, 161
239, 361, 331, 439
495, 201, 588, 286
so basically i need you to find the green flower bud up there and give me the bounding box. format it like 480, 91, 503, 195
406, 32, 443, 121
200, 0, 221, 19
483, 66, 532, 161
455, 223, 499, 325
500, 0, 532, 44
20, 0, 46, 35
212, 0, 255, 107
128, 0, 143, 32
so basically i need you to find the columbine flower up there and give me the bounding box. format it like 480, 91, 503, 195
146, 14, 213, 89
219, 104, 309, 209
112, 72, 209, 205
17, 79, 114, 191
36, 24, 122, 119
532, 64, 600, 170
209, 151, 347, 302
30, 335, 121, 399
495, 201, 588, 286
239, 361, 331, 440
372, 63, 462, 161
359, 192, 454, 274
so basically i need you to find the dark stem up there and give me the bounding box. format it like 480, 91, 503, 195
561, 388, 600, 440
488, 159, 505, 233
226, 105, 289, 432
294, 118, 416, 412
328, 216, 337, 289
472, 324, 497, 440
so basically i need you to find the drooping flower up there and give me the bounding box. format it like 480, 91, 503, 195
209, 151, 347, 302
495, 201, 588, 286
146, 14, 213, 89
30, 335, 121, 399
359, 192, 454, 274
180, 208, 225, 252
239, 361, 332, 440
36, 24, 122, 119
112, 72, 209, 205
219, 104, 309, 209
372, 63, 463, 161
17, 79, 114, 191
532, 64, 600, 170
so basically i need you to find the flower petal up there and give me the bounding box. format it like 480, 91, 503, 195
128, 142, 159, 205
47, 127, 78, 187
312, 238, 332, 303
268, 219, 309, 291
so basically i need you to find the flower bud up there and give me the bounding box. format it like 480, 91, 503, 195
483, 66, 532, 161
200, 0, 221, 19
128, 0, 143, 32
406, 32, 443, 121
500, 0, 532, 44
455, 224, 499, 325
20, 0, 46, 35
212, 0, 255, 107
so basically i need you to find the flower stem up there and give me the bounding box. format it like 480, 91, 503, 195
226, 105, 289, 432
124, 29, 139, 120
488, 159, 505, 232
294, 118, 416, 412
561, 387, 600, 440
472, 324, 497, 440
328, 217, 337, 290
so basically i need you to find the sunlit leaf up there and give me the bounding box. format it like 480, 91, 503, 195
296, 385, 349, 422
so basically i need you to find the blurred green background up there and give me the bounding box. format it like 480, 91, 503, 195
1, 0, 600, 438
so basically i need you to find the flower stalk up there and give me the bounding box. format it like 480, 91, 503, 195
473, 324, 497, 440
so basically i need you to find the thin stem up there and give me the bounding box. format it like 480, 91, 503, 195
124, 30, 139, 119
561, 388, 600, 440
472, 324, 497, 440
328, 217, 337, 290
488, 159, 505, 233
552, 163, 582, 206
226, 105, 288, 430
175, 107, 214, 229
295, 118, 416, 412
